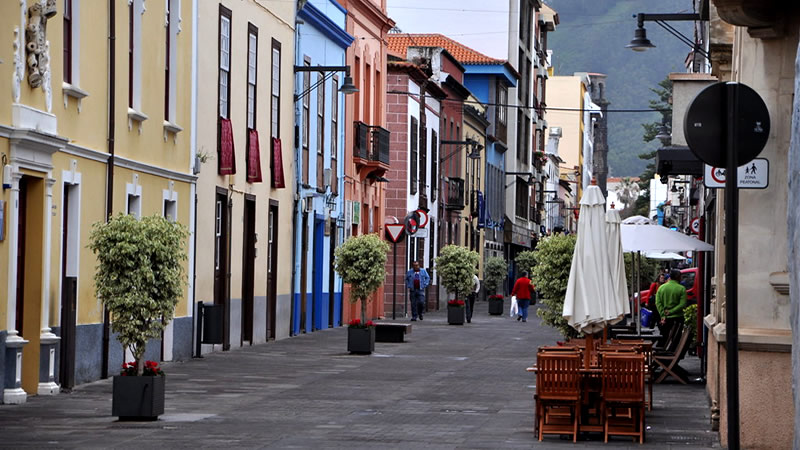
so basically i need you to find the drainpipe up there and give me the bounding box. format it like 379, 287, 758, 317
189, 0, 199, 356
100, 0, 116, 380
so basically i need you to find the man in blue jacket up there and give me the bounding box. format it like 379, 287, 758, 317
405, 260, 430, 321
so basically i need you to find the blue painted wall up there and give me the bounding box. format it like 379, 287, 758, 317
292, 0, 352, 335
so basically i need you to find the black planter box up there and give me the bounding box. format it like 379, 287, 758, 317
347, 327, 375, 354
488, 297, 504, 315
112, 375, 165, 421
447, 305, 465, 325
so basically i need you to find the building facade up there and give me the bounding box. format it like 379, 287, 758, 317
336, 0, 394, 323
194, 0, 296, 351
291, 0, 353, 335
1, 0, 195, 402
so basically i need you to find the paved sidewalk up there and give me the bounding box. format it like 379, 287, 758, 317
0, 302, 718, 449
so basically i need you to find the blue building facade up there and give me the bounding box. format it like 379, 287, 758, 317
463, 64, 518, 271
292, 0, 354, 335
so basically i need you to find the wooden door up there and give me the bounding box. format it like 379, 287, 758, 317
241, 195, 256, 344
213, 188, 230, 349
266, 201, 278, 340
59, 184, 77, 389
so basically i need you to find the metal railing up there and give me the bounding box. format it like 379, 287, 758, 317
353, 121, 390, 166
445, 177, 465, 210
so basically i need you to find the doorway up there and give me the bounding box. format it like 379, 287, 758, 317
241, 195, 256, 345
299, 212, 308, 333
59, 182, 79, 390
213, 188, 230, 349
313, 217, 324, 331
266, 200, 278, 340
328, 220, 337, 328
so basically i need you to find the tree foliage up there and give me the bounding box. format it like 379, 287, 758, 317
515, 250, 537, 276
532, 234, 580, 339
435, 245, 479, 299
333, 233, 389, 323
624, 253, 663, 292
483, 256, 507, 295
89, 214, 188, 376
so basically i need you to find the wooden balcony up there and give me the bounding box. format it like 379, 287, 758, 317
353, 121, 390, 180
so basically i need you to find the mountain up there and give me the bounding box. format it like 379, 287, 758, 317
545, 0, 695, 177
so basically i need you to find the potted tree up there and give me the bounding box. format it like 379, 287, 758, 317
334, 233, 389, 354
484, 256, 507, 315
532, 234, 580, 339
89, 214, 188, 420
435, 245, 480, 325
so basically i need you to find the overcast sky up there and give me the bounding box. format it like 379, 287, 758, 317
386, 1, 511, 60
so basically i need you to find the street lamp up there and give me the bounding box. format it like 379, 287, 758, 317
294, 65, 358, 101
626, 12, 709, 59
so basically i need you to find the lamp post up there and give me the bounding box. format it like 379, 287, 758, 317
293, 65, 358, 102
626, 12, 709, 61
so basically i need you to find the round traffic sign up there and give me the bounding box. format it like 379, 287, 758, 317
691, 217, 701, 234
684, 82, 770, 167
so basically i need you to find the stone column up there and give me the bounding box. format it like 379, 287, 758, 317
38, 177, 59, 396
4, 171, 28, 405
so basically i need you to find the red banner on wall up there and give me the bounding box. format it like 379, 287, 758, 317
246, 129, 263, 183
271, 137, 285, 189
218, 118, 236, 175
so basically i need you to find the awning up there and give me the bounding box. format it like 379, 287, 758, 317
246, 129, 263, 183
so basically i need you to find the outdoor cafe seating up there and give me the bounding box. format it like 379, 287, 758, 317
528, 339, 651, 443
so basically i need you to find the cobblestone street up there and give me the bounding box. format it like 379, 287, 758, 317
0, 302, 718, 449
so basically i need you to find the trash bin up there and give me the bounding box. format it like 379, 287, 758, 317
202, 303, 224, 344
640, 307, 653, 329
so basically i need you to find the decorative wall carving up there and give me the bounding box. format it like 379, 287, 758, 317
24, 0, 56, 89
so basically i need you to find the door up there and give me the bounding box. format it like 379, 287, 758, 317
313, 217, 324, 331
15, 177, 27, 338
299, 212, 308, 333
241, 195, 256, 345
266, 201, 278, 340
328, 220, 337, 328
59, 183, 78, 390
213, 188, 230, 349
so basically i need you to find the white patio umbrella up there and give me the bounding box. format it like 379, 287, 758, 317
606, 208, 631, 322
563, 185, 624, 368
644, 251, 686, 261
621, 224, 714, 253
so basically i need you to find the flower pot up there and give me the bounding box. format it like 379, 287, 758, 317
347, 326, 375, 354
488, 297, 504, 315
447, 305, 465, 325
112, 375, 165, 421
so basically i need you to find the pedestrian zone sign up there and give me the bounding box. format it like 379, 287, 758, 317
704, 158, 768, 189
385, 223, 405, 243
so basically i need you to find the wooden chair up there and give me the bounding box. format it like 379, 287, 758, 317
609, 341, 654, 410
653, 327, 692, 384
535, 352, 582, 442
601, 353, 647, 443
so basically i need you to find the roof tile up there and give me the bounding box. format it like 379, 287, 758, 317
387, 33, 505, 65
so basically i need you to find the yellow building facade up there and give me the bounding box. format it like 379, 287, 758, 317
545, 74, 587, 200
0, 0, 195, 403
462, 95, 488, 278
193, 0, 296, 350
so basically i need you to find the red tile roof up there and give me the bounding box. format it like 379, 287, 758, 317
387, 33, 505, 65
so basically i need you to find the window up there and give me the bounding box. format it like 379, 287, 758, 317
331, 76, 338, 194
302, 57, 310, 185
455, 125, 460, 177
316, 73, 325, 191
374, 70, 381, 123
364, 64, 372, 124
516, 110, 523, 162
498, 84, 508, 126
63, 0, 73, 83
419, 126, 427, 196
164, 2, 171, 119
353, 56, 360, 121
127, 194, 141, 219
271, 39, 281, 138
410, 117, 418, 195
164, 200, 177, 222
246, 24, 257, 130
515, 180, 528, 219
218, 5, 232, 119
430, 129, 438, 200
215, 199, 223, 270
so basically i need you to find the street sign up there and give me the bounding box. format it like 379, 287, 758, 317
685, 82, 770, 167
385, 223, 405, 243
414, 228, 428, 238
404, 212, 419, 235
703, 158, 769, 189
691, 217, 701, 234
415, 209, 429, 228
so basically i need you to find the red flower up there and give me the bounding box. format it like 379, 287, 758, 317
366, 320, 374, 327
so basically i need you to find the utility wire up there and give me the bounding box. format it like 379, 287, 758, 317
387, 90, 668, 113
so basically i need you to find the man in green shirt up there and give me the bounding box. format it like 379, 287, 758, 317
655, 269, 688, 348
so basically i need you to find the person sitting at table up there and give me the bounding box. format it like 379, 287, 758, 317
655, 269, 688, 348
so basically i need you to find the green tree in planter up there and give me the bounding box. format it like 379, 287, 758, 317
89, 214, 188, 376
484, 256, 507, 296
515, 250, 537, 276
435, 245, 480, 300
334, 233, 390, 323
532, 234, 580, 339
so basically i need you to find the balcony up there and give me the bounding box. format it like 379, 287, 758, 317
353, 121, 390, 179
445, 177, 465, 210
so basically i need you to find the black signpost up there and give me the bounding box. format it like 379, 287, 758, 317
385, 223, 406, 320
685, 81, 770, 450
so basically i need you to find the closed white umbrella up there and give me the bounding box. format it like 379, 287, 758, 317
563, 185, 622, 339
606, 209, 630, 322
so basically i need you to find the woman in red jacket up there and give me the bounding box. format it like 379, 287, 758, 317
511, 271, 535, 322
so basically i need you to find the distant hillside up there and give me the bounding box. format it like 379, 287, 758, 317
545, 0, 694, 177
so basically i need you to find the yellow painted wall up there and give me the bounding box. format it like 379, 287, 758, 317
195, 0, 297, 318
20, 174, 45, 393
544, 76, 583, 173
0, 138, 9, 330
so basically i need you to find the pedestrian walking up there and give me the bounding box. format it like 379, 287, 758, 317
466, 272, 480, 323
511, 271, 535, 322
405, 260, 430, 321
655, 269, 688, 348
